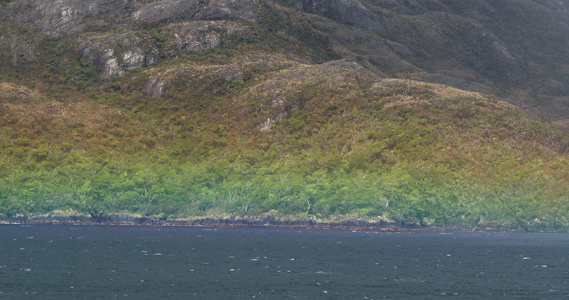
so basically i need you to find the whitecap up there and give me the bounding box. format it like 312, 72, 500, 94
522, 257, 531, 260
154, 253, 163, 256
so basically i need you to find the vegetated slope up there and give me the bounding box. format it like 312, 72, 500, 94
283, 0, 569, 124
0, 0, 569, 229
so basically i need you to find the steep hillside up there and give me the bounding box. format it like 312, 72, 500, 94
1, 0, 569, 229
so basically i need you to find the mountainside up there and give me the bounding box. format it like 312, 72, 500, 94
1, 0, 569, 229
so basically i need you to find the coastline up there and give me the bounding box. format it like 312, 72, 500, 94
0, 215, 530, 233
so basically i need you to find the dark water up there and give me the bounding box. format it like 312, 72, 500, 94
1, 225, 569, 299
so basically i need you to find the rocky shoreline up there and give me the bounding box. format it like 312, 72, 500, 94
0, 214, 526, 233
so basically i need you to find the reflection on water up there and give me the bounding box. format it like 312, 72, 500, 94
1, 225, 569, 299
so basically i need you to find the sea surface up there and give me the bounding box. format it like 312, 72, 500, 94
1, 225, 569, 299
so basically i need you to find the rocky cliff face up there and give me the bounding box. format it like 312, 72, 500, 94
133, 0, 258, 24
0, 0, 139, 37
0, 0, 257, 37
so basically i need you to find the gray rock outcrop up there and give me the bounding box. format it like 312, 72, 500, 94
172, 21, 253, 53
0, 0, 139, 37
78, 32, 158, 78
133, 0, 258, 24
